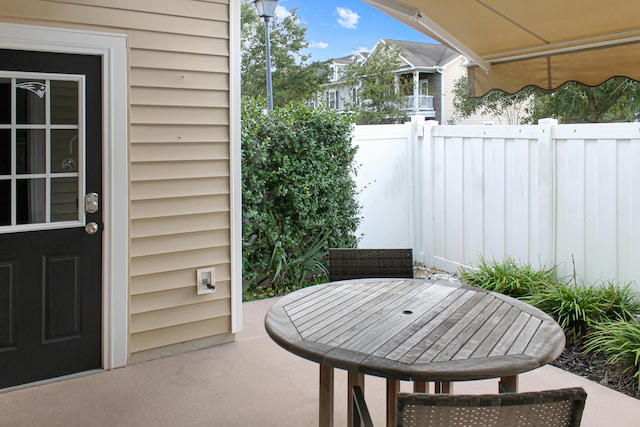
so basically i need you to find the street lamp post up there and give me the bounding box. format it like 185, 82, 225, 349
253, 0, 278, 110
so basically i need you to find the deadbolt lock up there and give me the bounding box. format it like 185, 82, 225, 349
85, 193, 99, 214
85, 222, 99, 235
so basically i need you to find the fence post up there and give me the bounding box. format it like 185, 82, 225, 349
410, 115, 426, 265
413, 116, 438, 268
536, 118, 558, 269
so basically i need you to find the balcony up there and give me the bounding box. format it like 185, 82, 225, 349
404, 94, 435, 116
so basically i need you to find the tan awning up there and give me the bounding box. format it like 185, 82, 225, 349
363, 0, 640, 97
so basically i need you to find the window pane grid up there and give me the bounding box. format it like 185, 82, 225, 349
45, 79, 51, 224
0, 72, 83, 232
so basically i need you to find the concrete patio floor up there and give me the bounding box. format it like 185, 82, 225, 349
1, 297, 639, 426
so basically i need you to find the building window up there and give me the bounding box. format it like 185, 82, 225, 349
420, 80, 429, 95
326, 91, 337, 109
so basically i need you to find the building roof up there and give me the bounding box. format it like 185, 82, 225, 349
381, 39, 460, 68
331, 51, 369, 66
322, 39, 461, 87
326, 40, 458, 71
332, 55, 354, 65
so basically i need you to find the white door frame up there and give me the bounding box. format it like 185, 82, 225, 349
0, 22, 129, 369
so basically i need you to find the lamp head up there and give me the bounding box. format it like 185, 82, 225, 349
253, 0, 278, 18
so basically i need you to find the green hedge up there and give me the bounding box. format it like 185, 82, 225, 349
242, 100, 361, 297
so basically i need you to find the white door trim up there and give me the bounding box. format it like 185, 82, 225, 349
0, 22, 129, 369
229, 0, 242, 333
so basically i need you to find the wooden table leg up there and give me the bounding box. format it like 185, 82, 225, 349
413, 381, 428, 393
320, 365, 334, 427
348, 371, 365, 427
499, 375, 518, 393
434, 381, 452, 394
386, 379, 400, 427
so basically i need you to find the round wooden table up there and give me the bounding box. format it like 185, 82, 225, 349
265, 278, 566, 427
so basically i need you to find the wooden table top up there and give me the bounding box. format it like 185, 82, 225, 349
265, 279, 566, 382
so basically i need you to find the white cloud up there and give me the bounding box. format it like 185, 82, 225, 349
274, 5, 290, 20
336, 7, 360, 29
310, 41, 329, 49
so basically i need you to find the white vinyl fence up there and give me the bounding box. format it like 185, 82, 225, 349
353, 117, 640, 292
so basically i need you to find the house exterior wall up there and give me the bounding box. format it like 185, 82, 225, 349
0, 0, 238, 359
440, 57, 464, 124
320, 52, 510, 125
321, 84, 353, 111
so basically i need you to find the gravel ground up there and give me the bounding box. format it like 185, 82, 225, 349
415, 266, 640, 400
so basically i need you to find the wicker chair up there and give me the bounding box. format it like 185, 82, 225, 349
328, 248, 413, 282
352, 386, 587, 427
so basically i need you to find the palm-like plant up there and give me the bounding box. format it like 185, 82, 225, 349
584, 319, 640, 389
458, 257, 557, 298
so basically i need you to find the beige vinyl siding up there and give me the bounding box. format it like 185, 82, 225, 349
0, 0, 235, 355
130, 141, 229, 161
131, 195, 229, 220
131, 124, 230, 143
131, 316, 231, 354
131, 177, 230, 200
131, 69, 229, 91
130, 212, 230, 239
131, 160, 230, 181
1, 1, 228, 37
131, 263, 231, 294
131, 87, 229, 108
441, 57, 465, 125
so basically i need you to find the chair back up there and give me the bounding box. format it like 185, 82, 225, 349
396, 388, 587, 427
328, 248, 413, 282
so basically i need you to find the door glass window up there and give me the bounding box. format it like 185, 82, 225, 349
16, 79, 46, 124
16, 129, 46, 174
16, 178, 46, 224
51, 130, 78, 173
0, 78, 10, 124
0, 180, 9, 226
51, 80, 78, 125
0, 72, 84, 232
0, 129, 9, 175
51, 177, 79, 222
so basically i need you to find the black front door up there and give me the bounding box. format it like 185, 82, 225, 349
0, 49, 102, 389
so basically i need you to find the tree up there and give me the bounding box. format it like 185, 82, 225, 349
529, 78, 640, 123
452, 76, 533, 125
241, 1, 328, 106
241, 100, 360, 295
453, 75, 640, 124
342, 42, 411, 125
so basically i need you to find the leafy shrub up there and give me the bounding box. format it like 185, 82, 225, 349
584, 319, 640, 388
522, 281, 640, 339
458, 257, 558, 298
242, 100, 361, 298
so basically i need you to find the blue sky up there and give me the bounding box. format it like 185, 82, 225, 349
273, 0, 436, 62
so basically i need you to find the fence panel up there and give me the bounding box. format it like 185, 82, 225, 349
428, 125, 541, 272
553, 124, 640, 286
352, 123, 414, 249
352, 119, 640, 292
